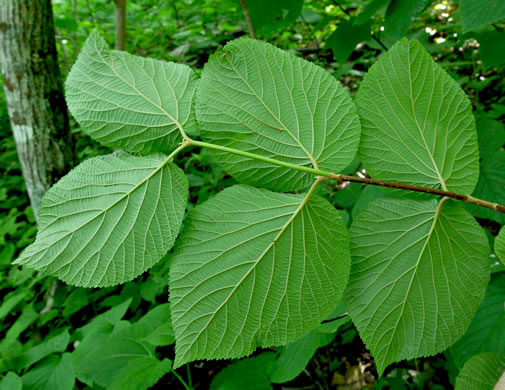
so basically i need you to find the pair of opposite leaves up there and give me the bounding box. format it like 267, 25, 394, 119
16, 32, 490, 374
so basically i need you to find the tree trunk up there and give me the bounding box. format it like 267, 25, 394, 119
0, 0, 74, 219
113, 0, 126, 50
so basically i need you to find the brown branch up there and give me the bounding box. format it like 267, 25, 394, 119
492, 23, 503, 33
240, 0, 256, 39
113, 0, 126, 51
321, 312, 349, 324
331, 174, 505, 214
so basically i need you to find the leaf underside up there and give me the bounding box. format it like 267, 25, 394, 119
454, 352, 505, 390
170, 184, 350, 367
66, 30, 198, 154
356, 39, 479, 196
15, 152, 188, 287
345, 198, 490, 375
196, 38, 361, 192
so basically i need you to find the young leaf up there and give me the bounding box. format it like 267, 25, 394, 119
269, 330, 334, 383
496, 228, 505, 264
170, 184, 351, 367
345, 198, 490, 375
356, 39, 479, 195
66, 30, 198, 154
455, 352, 505, 390
458, 0, 505, 33
21, 353, 75, 390
196, 38, 361, 192
449, 272, 505, 368
210, 352, 276, 390
15, 152, 188, 287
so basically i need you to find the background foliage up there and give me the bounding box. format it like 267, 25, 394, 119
1, 0, 504, 389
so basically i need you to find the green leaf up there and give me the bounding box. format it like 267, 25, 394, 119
269, 330, 334, 383
15, 152, 188, 287
455, 352, 505, 390
459, 0, 505, 33
466, 150, 505, 225
74, 322, 155, 387
22, 353, 75, 390
477, 31, 505, 70
0, 372, 22, 390
384, 0, 430, 39
450, 272, 505, 368
243, 0, 303, 36
476, 115, 505, 159
108, 357, 172, 390
318, 301, 350, 334
170, 184, 351, 367
210, 352, 276, 390
11, 330, 70, 371
351, 185, 386, 219
345, 198, 490, 375
65, 30, 198, 154
496, 229, 505, 264
354, 0, 392, 25
356, 39, 479, 195
325, 18, 371, 64
196, 38, 361, 192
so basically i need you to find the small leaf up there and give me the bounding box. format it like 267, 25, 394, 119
197, 38, 361, 192
22, 353, 75, 390
477, 31, 505, 70
325, 18, 371, 64
466, 150, 505, 225
496, 228, 505, 264
455, 352, 505, 390
210, 352, 276, 390
15, 152, 188, 287
384, 0, 430, 39
269, 330, 334, 383
0, 372, 22, 390
476, 115, 505, 159
345, 198, 490, 375
108, 357, 172, 390
170, 185, 351, 367
66, 30, 198, 154
458, 0, 505, 33
243, 0, 303, 36
450, 272, 505, 368
354, 0, 391, 25
356, 39, 479, 195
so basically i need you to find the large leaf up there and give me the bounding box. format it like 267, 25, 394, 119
22, 353, 75, 390
66, 30, 198, 154
243, 0, 303, 36
455, 352, 505, 390
170, 184, 351, 367
449, 272, 505, 368
15, 152, 188, 287
466, 150, 505, 225
345, 198, 490, 374
356, 39, 479, 195
496, 229, 505, 264
196, 38, 361, 192
459, 0, 505, 33
210, 352, 276, 390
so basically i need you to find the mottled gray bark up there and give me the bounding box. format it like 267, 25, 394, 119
0, 0, 74, 219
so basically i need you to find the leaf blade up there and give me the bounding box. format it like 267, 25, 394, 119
15, 152, 188, 287
356, 39, 479, 195
170, 185, 351, 367
345, 198, 490, 374
66, 30, 198, 154
196, 38, 361, 192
